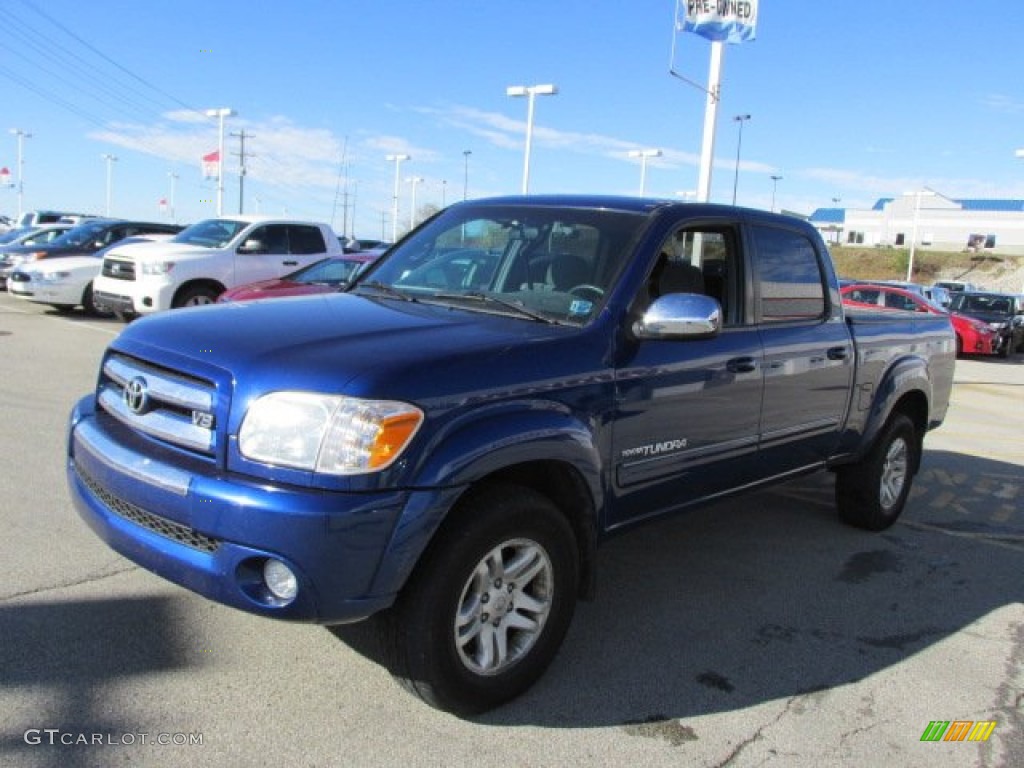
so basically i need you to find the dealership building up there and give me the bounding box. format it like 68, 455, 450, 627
810, 193, 1024, 255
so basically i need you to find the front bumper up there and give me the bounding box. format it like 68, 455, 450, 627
67, 396, 420, 624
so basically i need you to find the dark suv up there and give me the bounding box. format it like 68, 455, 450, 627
0, 218, 183, 287
948, 291, 1024, 357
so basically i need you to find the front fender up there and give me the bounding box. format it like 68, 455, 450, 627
367, 401, 605, 599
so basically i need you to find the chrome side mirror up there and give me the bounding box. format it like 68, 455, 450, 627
634, 293, 722, 340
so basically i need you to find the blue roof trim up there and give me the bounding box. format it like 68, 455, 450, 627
954, 199, 1024, 212
810, 208, 845, 224
872, 198, 894, 211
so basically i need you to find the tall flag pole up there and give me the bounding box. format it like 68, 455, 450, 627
671, 1, 759, 203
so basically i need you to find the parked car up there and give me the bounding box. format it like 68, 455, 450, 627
933, 280, 980, 294
0, 218, 182, 287
841, 282, 996, 357
218, 251, 381, 303
93, 216, 342, 319
947, 291, 1024, 357
14, 209, 95, 229
8, 235, 175, 315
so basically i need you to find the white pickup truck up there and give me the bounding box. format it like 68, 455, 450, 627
92, 215, 341, 319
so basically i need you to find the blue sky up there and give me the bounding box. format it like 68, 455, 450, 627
3, 0, 1024, 239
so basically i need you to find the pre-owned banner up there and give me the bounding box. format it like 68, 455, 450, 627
678, 0, 758, 44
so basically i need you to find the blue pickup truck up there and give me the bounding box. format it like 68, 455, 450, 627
68, 196, 955, 714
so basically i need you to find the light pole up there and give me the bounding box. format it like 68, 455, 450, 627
628, 149, 662, 196
205, 107, 235, 216
506, 83, 558, 194
462, 149, 472, 201
407, 176, 423, 230
10, 128, 31, 219
386, 153, 409, 242
731, 114, 751, 205
101, 154, 118, 216
770, 174, 783, 212
167, 172, 178, 223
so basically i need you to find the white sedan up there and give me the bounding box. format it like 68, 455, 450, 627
8, 235, 173, 315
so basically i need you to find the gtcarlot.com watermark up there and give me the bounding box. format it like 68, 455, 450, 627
24, 729, 203, 747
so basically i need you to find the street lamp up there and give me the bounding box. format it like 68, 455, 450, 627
770, 174, 783, 213
731, 114, 751, 205
10, 128, 31, 219
462, 149, 472, 201
205, 107, 235, 216
407, 176, 423, 230
167, 172, 179, 223
506, 83, 558, 194
386, 153, 409, 242
628, 149, 662, 196
101, 154, 118, 216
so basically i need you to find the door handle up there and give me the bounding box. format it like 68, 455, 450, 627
826, 346, 849, 360
726, 356, 758, 373
283, 260, 298, 266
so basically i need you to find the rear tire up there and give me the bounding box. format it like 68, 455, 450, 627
378, 484, 579, 715
836, 413, 919, 531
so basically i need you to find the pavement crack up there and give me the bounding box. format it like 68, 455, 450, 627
0, 564, 139, 603
713, 698, 798, 767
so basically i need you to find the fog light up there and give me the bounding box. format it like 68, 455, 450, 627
263, 559, 298, 601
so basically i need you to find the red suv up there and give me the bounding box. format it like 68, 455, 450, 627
841, 282, 996, 357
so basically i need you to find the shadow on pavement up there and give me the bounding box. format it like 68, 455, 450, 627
335, 450, 1022, 727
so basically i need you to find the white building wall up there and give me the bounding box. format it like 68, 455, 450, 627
820, 193, 1024, 255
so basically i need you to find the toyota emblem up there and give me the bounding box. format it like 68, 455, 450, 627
124, 376, 149, 414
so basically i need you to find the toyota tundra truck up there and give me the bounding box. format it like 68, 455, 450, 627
92, 215, 341, 318
67, 196, 955, 714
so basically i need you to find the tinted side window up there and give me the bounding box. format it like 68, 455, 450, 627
751, 225, 826, 323
288, 225, 327, 255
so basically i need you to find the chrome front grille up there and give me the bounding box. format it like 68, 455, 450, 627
98, 354, 218, 456
75, 461, 220, 553
101, 258, 136, 281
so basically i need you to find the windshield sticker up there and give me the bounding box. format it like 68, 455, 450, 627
569, 299, 593, 316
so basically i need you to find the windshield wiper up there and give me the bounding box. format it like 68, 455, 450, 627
430, 291, 559, 324
353, 280, 418, 302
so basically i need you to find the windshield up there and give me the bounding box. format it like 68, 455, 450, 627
354, 203, 646, 325
292, 257, 370, 285
172, 219, 248, 248
949, 293, 1015, 316
46, 220, 109, 248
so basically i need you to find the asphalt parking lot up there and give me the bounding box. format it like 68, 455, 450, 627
0, 291, 1021, 768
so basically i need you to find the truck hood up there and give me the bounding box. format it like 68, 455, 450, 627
105, 241, 213, 261
112, 292, 578, 402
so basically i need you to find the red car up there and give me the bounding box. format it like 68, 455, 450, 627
841, 282, 996, 357
218, 251, 380, 303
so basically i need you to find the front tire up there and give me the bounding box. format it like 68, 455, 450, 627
379, 484, 579, 715
836, 413, 919, 531
82, 282, 112, 317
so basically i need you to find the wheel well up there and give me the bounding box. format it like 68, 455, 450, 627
889, 391, 928, 472
173, 279, 226, 306
466, 461, 598, 601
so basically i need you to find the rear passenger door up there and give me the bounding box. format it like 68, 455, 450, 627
750, 222, 853, 474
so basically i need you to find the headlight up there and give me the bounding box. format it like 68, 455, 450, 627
238, 392, 423, 475
141, 261, 175, 275
37, 271, 71, 283
988, 322, 1006, 331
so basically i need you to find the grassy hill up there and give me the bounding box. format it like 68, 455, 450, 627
830, 246, 1024, 292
